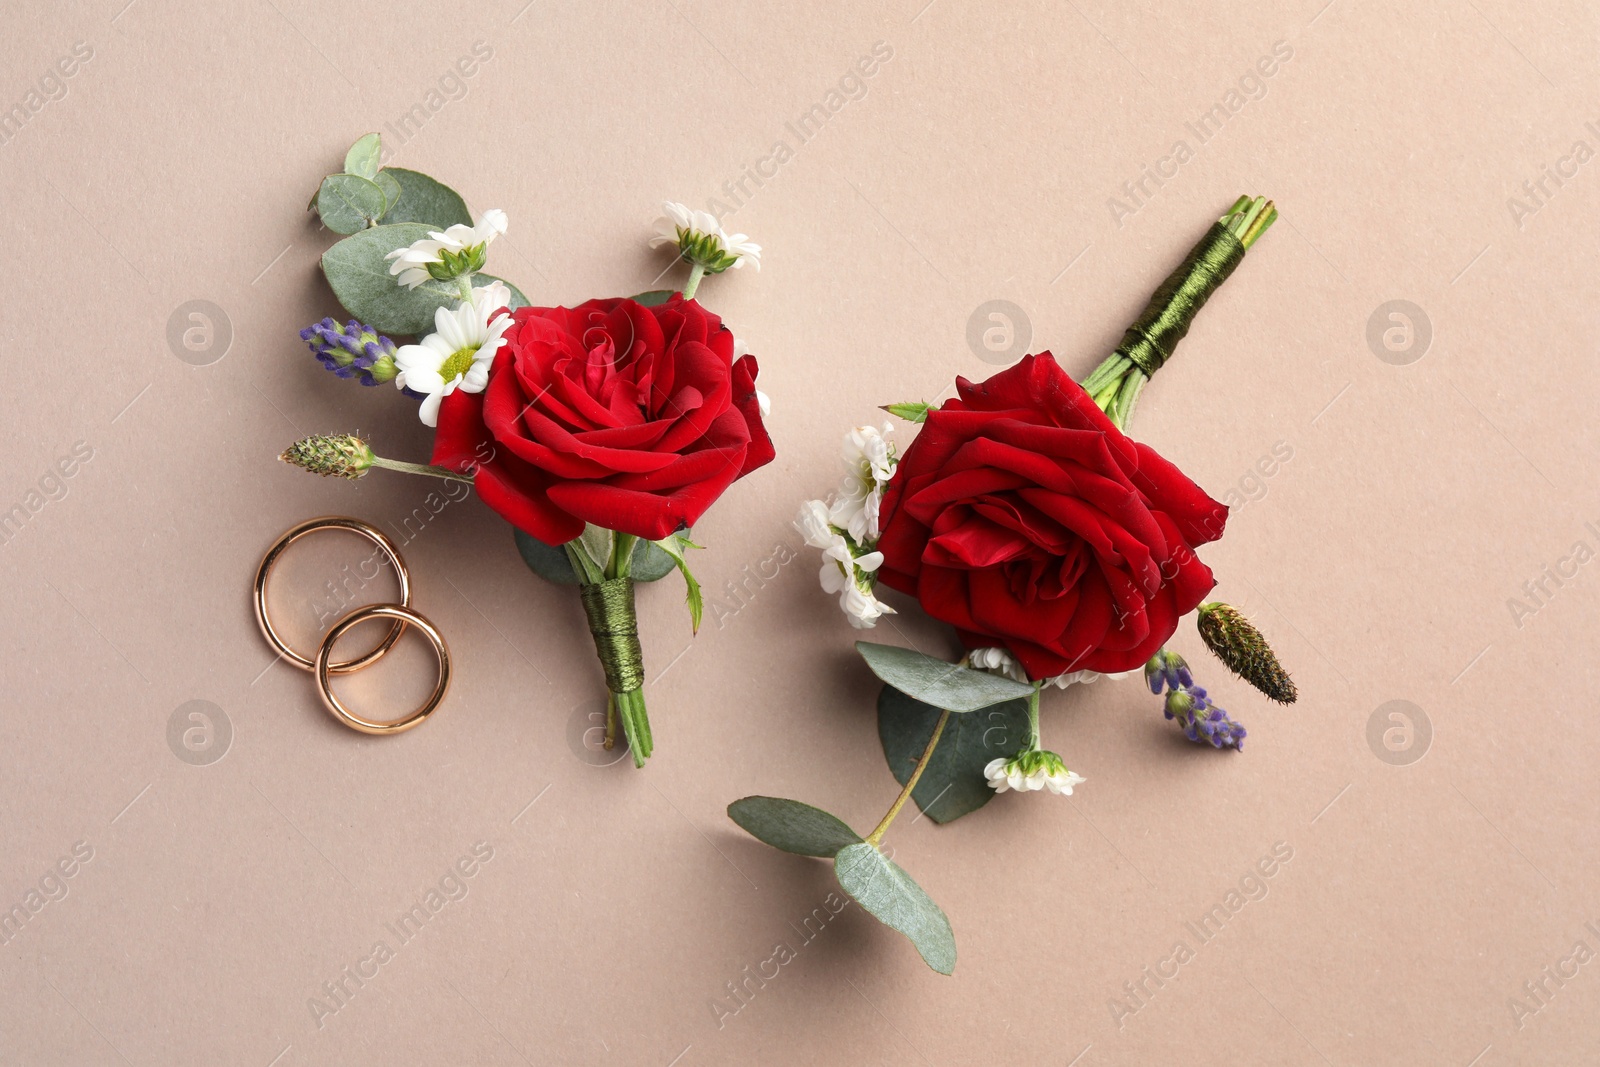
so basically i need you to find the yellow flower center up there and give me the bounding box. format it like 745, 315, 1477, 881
439, 346, 478, 383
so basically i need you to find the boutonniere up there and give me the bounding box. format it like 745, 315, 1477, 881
729, 197, 1295, 973
281, 135, 773, 765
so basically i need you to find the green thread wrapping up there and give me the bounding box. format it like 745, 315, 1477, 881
1115, 222, 1246, 379
579, 578, 645, 694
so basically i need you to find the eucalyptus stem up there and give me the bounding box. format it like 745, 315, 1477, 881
866, 708, 950, 846
681, 263, 706, 300
369, 456, 475, 484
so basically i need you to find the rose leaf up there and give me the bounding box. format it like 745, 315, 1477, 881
878, 685, 1029, 824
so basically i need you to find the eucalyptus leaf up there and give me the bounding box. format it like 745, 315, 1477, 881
631, 289, 677, 307
879, 686, 1029, 824
317, 174, 387, 235
834, 843, 956, 975
629, 539, 676, 582
727, 797, 863, 858
372, 169, 402, 215
514, 528, 677, 585
321, 223, 468, 334
855, 642, 1035, 712
514, 529, 580, 585
577, 525, 614, 572
377, 167, 472, 228
343, 133, 381, 180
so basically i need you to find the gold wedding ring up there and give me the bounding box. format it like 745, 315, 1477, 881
254, 516, 411, 673
254, 516, 450, 736
314, 604, 451, 735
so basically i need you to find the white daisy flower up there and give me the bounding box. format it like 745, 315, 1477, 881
984, 752, 1085, 796
393, 282, 513, 427
829, 423, 896, 543
650, 200, 761, 272
385, 208, 509, 289
963, 647, 1136, 690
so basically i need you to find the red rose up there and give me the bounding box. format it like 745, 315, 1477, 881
875, 353, 1227, 677
433, 295, 774, 543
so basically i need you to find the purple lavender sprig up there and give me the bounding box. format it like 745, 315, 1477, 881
300, 318, 398, 386
1145, 649, 1247, 751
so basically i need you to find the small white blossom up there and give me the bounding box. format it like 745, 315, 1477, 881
963, 647, 1136, 689
650, 200, 761, 272
984, 752, 1085, 796
385, 208, 509, 289
795, 499, 896, 628
393, 282, 513, 427
795, 499, 838, 550
829, 423, 896, 543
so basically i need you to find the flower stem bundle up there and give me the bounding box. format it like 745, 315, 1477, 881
1081, 194, 1277, 428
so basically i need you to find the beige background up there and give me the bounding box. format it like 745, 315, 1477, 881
3, 0, 1598, 1063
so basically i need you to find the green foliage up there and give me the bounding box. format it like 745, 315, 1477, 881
377, 167, 472, 229
316, 174, 387, 235
855, 642, 1034, 712
878, 686, 1029, 824
726, 797, 862, 857
834, 843, 956, 975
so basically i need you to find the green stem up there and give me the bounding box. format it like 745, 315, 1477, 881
370, 456, 475, 484
455, 274, 476, 303
1026, 682, 1043, 749
866, 708, 950, 846
1079, 195, 1274, 428
681, 263, 706, 300
564, 542, 605, 584
576, 574, 651, 767
609, 533, 637, 580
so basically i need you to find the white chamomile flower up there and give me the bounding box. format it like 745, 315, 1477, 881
650, 200, 761, 273
385, 208, 509, 289
829, 422, 896, 543
984, 752, 1086, 796
393, 282, 513, 427
963, 647, 1136, 690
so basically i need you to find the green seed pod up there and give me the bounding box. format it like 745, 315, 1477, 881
1196, 602, 1297, 704
279, 434, 375, 480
